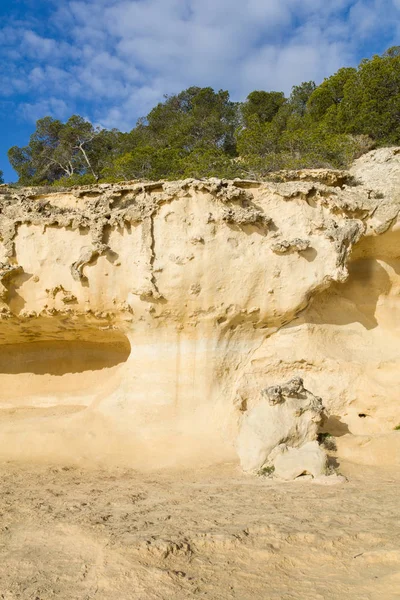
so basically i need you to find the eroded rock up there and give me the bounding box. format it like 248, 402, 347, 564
271, 238, 310, 254
236, 377, 326, 474
0, 150, 398, 468
270, 441, 328, 480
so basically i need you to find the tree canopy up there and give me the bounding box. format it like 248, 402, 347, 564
241, 91, 286, 126
6, 47, 400, 185
7, 116, 126, 185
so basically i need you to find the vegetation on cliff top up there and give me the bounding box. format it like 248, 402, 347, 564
5, 47, 400, 186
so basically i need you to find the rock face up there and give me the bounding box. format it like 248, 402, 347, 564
271, 441, 328, 481
236, 377, 325, 473
1, 148, 400, 469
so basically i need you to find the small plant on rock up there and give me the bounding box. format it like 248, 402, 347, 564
317, 432, 337, 451
257, 465, 275, 478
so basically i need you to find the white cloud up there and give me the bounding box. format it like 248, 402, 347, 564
1, 0, 400, 130
20, 98, 70, 122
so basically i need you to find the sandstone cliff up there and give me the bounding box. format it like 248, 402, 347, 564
0, 148, 399, 470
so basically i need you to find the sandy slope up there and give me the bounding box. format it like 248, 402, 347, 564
0, 461, 399, 599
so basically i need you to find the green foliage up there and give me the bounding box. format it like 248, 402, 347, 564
241, 91, 286, 126
257, 465, 275, 477
102, 146, 183, 181
237, 107, 367, 177
318, 432, 337, 451
337, 50, 400, 143
394, 424, 400, 431
305, 49, 400, 145
51, 173, 98, 187
307, 67, 357, 123
236, 117, 281, 158
103, 146, 243, 181
179, 147, 243, 179
8, 116, 121, 184
145, 86, 239, 155
280, 122, 363, 168
0, 169, 3, 184
7, 48, 400, 185
289, 81, 317, 116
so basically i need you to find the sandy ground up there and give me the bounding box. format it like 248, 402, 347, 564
0, 460, 399, 600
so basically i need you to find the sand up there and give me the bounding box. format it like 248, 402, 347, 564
0, 460, 399, 599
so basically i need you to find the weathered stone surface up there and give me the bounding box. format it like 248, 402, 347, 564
271, 238, 310, 254
236, 377, 325, 472
0, 148, 399, 468
271, 441, 328, 480
336, 432, 400, 466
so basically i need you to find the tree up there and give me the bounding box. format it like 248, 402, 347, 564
179, 147, 242, 179
289, 81, 316, 116
85, 128, 126, 179
384, 45, 400, 58
8, 46, 400, 186
0, 170, 3, 184
103, 146, 183, 181
9, 117, 64, 184
145, 87, 239, 155
241, 91, 286, 126
236, 117, 281, 157
8, 115, 113, 184
279, 124, 361, 169
336, 50, 400, 143
307, 67, 357, 122
58, 115, 100, 180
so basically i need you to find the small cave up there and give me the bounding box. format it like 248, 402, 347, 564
0, 335, 131, 376
0, 324, 131, 410
321, 415, 350, 437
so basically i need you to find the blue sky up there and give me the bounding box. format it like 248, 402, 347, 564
1, 0, 399, 182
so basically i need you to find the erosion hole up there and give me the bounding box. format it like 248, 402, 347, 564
0, 335, 131, 376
